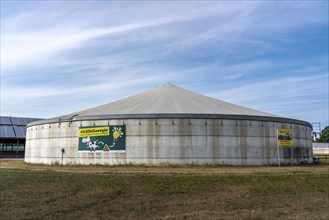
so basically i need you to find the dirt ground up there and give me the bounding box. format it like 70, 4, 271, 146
1, 160, 328, 175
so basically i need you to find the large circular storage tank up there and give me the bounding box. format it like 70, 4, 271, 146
25, 83, 313, 165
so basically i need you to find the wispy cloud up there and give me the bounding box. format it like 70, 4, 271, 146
209, 73, 328, 122
2, 17, 186, 71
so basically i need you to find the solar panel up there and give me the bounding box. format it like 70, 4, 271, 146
13, 126, 26, 138
20, 119, 26, 125
23, 118, 31, 125
25, 118, 34, 124
10, 117, 19, 125
16, 117, 27, 125
0, 117, 42, 140
10, 117, 30, 126
18, 117, 26, 125
24, 118, 31, 124
21, 117, 41, 125
0, 126, 16, 138
0, 116, 11, 125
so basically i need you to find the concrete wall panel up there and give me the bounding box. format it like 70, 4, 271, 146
25, 118, 313, 165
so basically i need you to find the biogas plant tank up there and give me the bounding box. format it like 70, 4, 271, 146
25, 83, 313, 165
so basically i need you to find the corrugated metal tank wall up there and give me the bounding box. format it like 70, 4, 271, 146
25, 118, 313, 165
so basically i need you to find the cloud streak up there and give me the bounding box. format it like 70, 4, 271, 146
210, 73, 328, 121
2, 16, 188, 71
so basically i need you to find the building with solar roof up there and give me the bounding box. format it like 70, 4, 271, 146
25, 83, 313, 165
0, 116, 42, 158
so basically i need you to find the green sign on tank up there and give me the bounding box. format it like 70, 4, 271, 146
78, 125, 126, 152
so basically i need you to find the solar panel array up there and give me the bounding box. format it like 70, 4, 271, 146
0, 126, 16, 138
0, 116, 42, 139
0, 116, 11, 125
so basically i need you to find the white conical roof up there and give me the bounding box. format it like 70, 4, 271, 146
62, 83, 279, 118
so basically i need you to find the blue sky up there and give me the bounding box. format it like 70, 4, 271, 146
1, 1, 328, 128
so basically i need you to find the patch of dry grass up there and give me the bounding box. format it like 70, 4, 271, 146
1, 165, 328, 219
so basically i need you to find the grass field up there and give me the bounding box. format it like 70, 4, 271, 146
0, 161, 328, 220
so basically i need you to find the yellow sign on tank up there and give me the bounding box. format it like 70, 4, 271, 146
277, 129, 293, 146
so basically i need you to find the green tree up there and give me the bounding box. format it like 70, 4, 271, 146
317, 126, 329, 142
